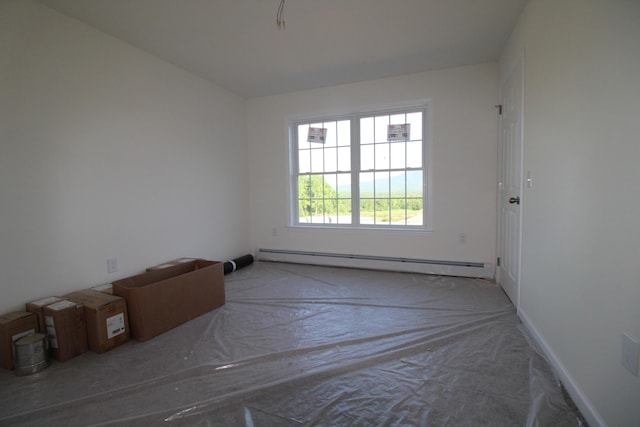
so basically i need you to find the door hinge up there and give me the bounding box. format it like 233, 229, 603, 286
495, 104, 503, 115
497, 257, 501, 267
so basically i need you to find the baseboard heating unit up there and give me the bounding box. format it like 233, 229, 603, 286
257, 249, 494, 279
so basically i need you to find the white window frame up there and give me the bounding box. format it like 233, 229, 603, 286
288, 103, 432, 231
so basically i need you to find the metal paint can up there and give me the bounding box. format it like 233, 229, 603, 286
13, 333, 49, 376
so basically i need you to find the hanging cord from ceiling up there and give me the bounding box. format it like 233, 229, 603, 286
277, 0, 286, 29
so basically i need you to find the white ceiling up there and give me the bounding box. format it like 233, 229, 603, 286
37, 0, 526, 98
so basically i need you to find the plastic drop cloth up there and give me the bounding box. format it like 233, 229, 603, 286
0, 262, 581, 426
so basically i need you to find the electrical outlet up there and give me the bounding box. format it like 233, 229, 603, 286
107, 257, 118, 274
458, 233, 467, 244
622, 333, 639, 376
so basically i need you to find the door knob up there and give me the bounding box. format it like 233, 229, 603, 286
509, 197, 520, 205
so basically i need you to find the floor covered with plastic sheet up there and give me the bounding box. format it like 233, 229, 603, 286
0, 262, 583, 426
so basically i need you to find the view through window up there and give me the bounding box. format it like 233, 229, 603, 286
293, 107, 427, 229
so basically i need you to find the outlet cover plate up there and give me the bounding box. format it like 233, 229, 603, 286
107, 257, 118, 274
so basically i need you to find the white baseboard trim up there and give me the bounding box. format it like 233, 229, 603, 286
256, 248, 494, 279
518, 309, 607, 427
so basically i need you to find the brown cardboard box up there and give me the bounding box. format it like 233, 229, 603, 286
113, 259, 224, 341
146, 257, 198, 271
26, 296, 63, 333
65, 290, 129, 353
43, 300, 88, 362
0, 312, 38, 370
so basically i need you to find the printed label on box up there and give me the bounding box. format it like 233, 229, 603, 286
31, 296, 62, 307
91, 283, 113, 293
155, 263, 173, 269
106, 313, 125, 339
47, 300, 76, 311
45, 315, 59, 349
11, 329, 35, 343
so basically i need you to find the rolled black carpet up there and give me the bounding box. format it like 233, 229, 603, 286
223, 254, 254, 274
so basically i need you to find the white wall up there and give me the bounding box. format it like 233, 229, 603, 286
500, 1, 640, 426
0, 1, 249, 313
247, 63, 498, 266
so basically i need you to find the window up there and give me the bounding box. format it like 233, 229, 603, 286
291, 106, 429, 229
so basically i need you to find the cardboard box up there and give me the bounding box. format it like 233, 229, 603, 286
43, 300, 88, 362
26, 296, 64, 333
146, 257, 198, 271
65, 290, 129, 353
113, 259, 224, 341
0, 312, 38, 370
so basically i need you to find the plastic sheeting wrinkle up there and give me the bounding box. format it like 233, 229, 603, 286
0, 262, 582, 426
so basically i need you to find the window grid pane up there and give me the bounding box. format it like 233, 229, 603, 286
375, 143, 390, 170
337, 120, 351, 147
297, 119, 353, 224
374, 115, 389, 143
361, 145, 374, 171
407, 141, 422, 168
295, 108, 425, 228
389, 142, 406, 169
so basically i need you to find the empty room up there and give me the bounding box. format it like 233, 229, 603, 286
1, 1, 638, 426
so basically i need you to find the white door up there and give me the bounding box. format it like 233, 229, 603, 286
497, 56, 524, 307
